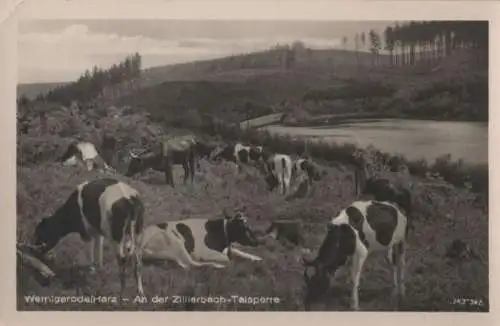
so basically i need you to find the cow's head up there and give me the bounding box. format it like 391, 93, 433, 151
32, 216, 61, 255
248, 145, 263, 161
224, 207, 259, 247
302, 223, 356, 308
59, 142, 81, 165
125, 150, 152, 177
197, 141, 218, 160
303, 257, 330, 309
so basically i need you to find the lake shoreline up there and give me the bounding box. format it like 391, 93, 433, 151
260, 118, 488, 165
280, 113, 488, 128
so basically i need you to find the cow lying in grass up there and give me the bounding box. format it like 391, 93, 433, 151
126, 135, 197, 187
32, 178, 145, 297
59, 141, 115, 172
213, 142, 269, 172
303, 200, 408, 311
139, 208, 262, 269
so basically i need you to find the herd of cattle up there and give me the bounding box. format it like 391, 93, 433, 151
25, 133, 414, 311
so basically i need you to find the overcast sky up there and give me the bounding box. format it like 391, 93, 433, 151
18, 20, 393, 84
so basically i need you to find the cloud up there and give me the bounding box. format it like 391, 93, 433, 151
18, 23, 342, 83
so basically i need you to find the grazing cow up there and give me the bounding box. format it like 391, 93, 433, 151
59, 141, 114, 172
32, 178, 145, 297
292, 157, 323, 186
303, 200, 408, 311
213, 142, 267, 172
139, 208, 262, 269
264, 154, 293, 196
126, 135, 197, 187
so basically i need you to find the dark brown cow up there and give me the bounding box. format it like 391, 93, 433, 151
125, 135, 197, 187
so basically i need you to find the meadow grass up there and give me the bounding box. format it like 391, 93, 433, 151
17, 145, 488, 311
17, 106, 488, 311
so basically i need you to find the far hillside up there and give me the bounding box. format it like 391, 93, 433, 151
19, 21, 488, 124
17, 45, 383, 100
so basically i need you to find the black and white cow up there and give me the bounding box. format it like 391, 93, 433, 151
303, 200, 408, 311
213, 142, 268, 172
32, 178, 145, 297
126, 135, 197, 187
59, 141, 114, 172
263, 153, 293, 196
139, 208, 262, 269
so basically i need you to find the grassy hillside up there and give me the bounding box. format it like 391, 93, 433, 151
17, 101, 488, 311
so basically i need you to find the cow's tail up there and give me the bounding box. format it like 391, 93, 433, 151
120, 198, 144, 259
281, 157, 287, 193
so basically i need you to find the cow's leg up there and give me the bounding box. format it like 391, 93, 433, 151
227, 248, 262, 261
182, 161, 189, 184
284, 178, 291, 196
164, 157, 175, 187
97, 235, 104, 268
189, 155, 195, 183
143, 244, 226, 269
134, 250, 145, 296
391, 241, 406, 308
198, 248, 232, 265
88, 238, 97, 273
118, 256, 127, 298
196, 156, 201, 172
350, 247, 368, 311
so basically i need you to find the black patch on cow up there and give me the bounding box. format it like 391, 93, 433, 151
237, 149, 250, 163
345, 206, 369, 248
80, 178, 120, 240
157, 222, 168, 230
176, 223, 195, 253
365, 202, 399, 246
316, 224, 356, 271
281, 157, 287, 170
204, 219, 228, 252
109, 196, 144, 243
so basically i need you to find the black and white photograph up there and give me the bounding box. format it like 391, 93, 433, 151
13, 1, 490, 313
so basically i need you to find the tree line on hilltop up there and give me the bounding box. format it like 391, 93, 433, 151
344, 20, 488, 67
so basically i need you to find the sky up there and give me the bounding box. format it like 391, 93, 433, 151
18, 19, 394, 84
